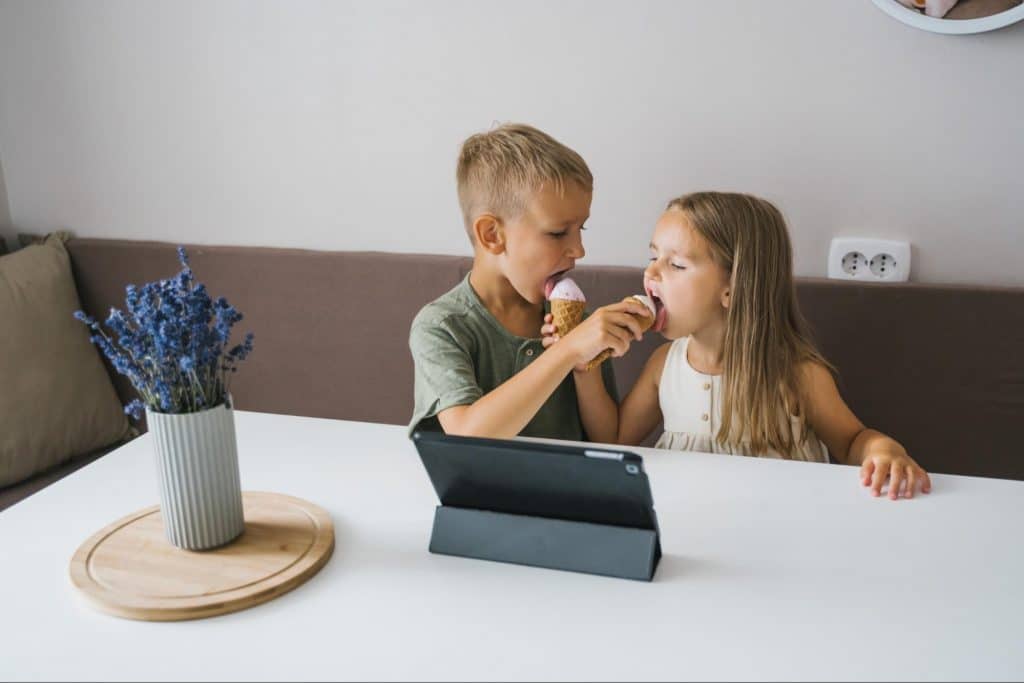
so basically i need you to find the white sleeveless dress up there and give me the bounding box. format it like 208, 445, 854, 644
654, 337, 829, 462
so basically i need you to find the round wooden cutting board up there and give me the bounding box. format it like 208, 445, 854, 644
69, 491, 334, 621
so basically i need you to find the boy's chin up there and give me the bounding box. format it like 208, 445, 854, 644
511, 279, 546, 305
522, 288, 546, 305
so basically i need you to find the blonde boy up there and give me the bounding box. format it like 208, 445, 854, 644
408, 123, 648, 440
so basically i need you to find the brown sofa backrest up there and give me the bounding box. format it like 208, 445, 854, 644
68, 238, 1024, 480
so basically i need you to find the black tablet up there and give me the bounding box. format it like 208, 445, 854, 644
411, 430, 659, 532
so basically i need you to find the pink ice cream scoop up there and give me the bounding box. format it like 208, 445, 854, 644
545, 276, 586, 302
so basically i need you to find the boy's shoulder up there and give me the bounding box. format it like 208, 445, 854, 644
411, 278, 476, 331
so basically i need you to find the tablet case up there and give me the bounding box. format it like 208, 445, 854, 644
414, 432, 661, 581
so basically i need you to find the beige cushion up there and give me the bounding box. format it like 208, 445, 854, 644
0, 233, 133, 488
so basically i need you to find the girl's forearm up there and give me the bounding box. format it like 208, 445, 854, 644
573, 367, 619, 444
845, 428, 899, 466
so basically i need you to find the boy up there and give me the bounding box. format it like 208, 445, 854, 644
408, 123, 648, 440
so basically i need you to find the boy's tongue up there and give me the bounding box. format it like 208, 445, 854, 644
545, 276, 586, 302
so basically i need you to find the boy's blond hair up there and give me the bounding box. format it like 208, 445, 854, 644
456, 123, 593, 241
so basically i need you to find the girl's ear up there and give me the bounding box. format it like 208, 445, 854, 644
473, 214, 506, 255
720, 286, 731, 309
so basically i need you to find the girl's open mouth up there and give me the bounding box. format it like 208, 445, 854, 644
650, 294, 667, 332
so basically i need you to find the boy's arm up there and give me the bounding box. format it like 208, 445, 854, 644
438, 341, 580, 438
442, 301, 647, 439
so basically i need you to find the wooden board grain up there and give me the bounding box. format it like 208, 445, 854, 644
69, 491, 334, 621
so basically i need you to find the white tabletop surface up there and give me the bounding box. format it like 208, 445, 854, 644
1, 410, 1022, 682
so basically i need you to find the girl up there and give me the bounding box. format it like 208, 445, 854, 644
543, 191, 931, 500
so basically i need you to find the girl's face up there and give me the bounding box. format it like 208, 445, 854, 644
643, 209, 731, 340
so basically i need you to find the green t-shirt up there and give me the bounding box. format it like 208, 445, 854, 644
408, 274, 617, 441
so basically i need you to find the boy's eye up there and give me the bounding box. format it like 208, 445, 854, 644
548, 231, 568, 238
671, 262, 686, 270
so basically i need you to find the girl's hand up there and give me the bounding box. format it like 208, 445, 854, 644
541, 300, 649, 372
860, 447, 932, 500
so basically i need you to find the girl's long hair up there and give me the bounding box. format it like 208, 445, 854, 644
666, 192, 833, 457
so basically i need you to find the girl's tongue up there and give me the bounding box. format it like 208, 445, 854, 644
653, 299, 668, 332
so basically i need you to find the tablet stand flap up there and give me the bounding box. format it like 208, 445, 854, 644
428, 505, 661, 581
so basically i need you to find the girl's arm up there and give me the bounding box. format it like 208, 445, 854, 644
800, 361, 932, 499
540, 300, 650, 444
616, 342, 671, 445
571, 365, 619, 444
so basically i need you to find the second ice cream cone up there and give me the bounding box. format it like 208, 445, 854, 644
583, 295, 655, 371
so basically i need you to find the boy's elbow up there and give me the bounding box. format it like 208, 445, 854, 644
437, 405, 502, 439
436, 406, 470, 436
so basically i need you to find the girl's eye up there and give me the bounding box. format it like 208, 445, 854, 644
671, 263, 686, 270
548, 231, 568, 238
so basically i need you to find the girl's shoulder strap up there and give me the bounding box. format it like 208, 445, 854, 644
657, 336, 692, 382
644, 340, 675, 389
666, 336, 690, 366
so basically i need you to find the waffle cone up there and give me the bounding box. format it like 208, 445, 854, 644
583, 295, 655, 371
550, 299, 586, 337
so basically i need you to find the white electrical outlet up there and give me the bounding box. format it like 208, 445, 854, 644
828, 238, 910, 282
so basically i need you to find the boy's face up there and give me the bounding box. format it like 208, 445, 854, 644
500, 182, 591, 305
643, 210, 731, 339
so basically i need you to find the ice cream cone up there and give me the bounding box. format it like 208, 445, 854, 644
550, 299, 586, 337
583, 295, 655, 371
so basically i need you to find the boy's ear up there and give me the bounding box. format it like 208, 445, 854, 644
472, 214, 506, 255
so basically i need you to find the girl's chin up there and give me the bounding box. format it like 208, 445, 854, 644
656, 319, 687, 340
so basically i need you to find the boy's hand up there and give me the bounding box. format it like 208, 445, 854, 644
541, 300, 649, 371
860, 447, 932, 500
542, 313, 592, 372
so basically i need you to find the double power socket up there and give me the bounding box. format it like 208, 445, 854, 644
827, 238, 910, 282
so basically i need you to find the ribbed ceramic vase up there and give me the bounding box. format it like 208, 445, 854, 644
146, 399, 245, 550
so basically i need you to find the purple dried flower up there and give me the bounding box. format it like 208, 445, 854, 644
73, 245, 254, 418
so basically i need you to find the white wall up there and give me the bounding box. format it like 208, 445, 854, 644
0, 145, 12, 252
0, 0, 1021, 286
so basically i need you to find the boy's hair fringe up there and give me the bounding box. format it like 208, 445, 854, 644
456, 123, 592, 241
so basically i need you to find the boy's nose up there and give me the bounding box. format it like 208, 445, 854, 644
568, 235, 585, 260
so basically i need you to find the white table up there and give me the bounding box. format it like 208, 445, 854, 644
1, 411, 1022, 681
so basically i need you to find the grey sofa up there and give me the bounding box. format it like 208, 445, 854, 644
2, 237, 1022, 510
